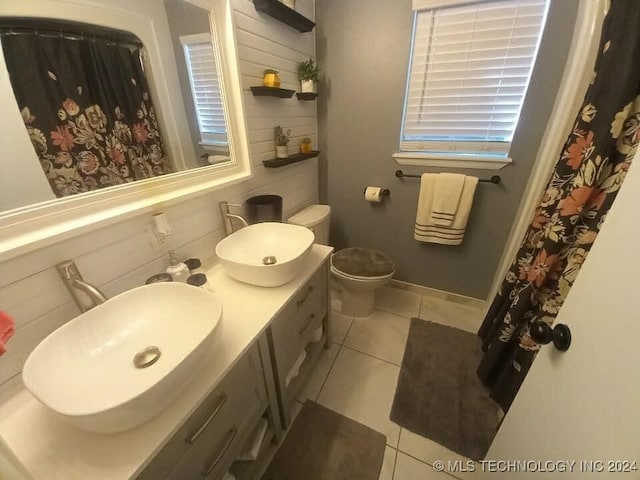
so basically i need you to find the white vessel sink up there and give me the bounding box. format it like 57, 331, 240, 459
215, 222, 314, 287
22, 282, 222, 434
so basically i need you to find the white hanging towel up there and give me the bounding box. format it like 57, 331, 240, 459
414, 173, 479, 245
431, 173, 466, 226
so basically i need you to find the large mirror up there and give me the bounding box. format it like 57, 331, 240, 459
0, 0, 250, 259
0, 0, 241, 214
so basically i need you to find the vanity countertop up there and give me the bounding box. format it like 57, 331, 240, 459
0, 244, 333, 480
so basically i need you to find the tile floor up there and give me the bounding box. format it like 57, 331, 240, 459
296, 285, 487, 480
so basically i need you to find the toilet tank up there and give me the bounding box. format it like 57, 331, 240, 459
287, 204, 331, 245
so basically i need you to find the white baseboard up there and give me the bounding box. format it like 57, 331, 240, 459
389, 279, 486, 310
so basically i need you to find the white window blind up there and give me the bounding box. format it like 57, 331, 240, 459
181, 34, 228, 146
400, 0, 549, 157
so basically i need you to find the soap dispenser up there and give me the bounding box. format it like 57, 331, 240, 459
166, 250, 190, 283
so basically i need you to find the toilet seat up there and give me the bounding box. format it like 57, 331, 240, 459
330, 248, 395, 318
330, 248, 395, 281
330, 265, 394, 283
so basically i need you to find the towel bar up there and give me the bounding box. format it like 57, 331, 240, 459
395, 170, 501, 184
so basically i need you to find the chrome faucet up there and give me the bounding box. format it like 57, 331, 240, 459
220, 201, 249, 236
56, 260, 108, 312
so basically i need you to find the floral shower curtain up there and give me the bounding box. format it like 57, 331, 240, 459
0, 21, 172, 198
477, 0, 640, 412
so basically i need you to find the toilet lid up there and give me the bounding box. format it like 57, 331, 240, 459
331, 248, 395, 278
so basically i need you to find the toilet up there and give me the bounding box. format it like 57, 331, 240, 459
287, 204, 331, 244
288, 204, 395, 318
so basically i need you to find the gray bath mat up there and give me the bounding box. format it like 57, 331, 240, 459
262, 401, 386, 480
390, 318, 499, 461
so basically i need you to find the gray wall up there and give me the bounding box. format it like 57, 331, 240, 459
317, 0, 578, 299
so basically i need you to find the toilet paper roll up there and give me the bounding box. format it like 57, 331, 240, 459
364, 186, 383, 203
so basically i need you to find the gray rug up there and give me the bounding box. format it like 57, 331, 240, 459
262, 401, 386, 480
390, 318, 499, 461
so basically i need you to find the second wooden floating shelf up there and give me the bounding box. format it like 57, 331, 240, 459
263, 151, 320, 168
250, 86, 295, 98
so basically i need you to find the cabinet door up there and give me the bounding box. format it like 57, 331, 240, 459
268, 263, 330, 428
138, 345, 266, 480
168, 401, 267, 480
269, 266, 327, 376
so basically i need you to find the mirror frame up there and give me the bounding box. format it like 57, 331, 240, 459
0, 0, 251, 262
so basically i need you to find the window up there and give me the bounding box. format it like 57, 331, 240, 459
181, 33, 228, 148
398, 0, 549, 166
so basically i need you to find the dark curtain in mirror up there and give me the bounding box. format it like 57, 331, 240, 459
1, 21, 172, 198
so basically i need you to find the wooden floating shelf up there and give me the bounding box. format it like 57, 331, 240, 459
253, 0, 316, 33
263, 151, 320, 168
296, 92, 318, 101
250, 86, 295, 98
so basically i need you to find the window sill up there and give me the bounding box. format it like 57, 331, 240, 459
199, 142, 229, 153
393, 152, 512, 170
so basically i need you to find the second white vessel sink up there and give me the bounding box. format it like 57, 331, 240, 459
22, 282, 222, 434
215, 222, 314, 287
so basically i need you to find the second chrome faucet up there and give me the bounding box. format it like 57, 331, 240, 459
219, 201, 248, 236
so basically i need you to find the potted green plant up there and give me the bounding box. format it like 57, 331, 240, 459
298, 58, 319, 93
274, 125, 291, 158
263, 69, 281, 88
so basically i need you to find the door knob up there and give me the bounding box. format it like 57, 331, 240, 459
530, 321, 571, 351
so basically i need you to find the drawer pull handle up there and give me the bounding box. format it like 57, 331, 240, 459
201, 427, 237, 476
299, 313, 316, 336
296, 286, 314, 307
187, 393, 227, 444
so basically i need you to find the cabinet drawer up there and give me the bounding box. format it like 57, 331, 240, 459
270, 267, 327, 377
138, 345, 266, 479
168, 396, 266, 480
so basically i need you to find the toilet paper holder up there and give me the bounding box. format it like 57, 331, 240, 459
362, 187, 390, 196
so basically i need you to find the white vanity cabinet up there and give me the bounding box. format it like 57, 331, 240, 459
138, 342, 276, 480
138, 258, 333, 479
267, 260, 332, 428
0, 246, 335, 480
